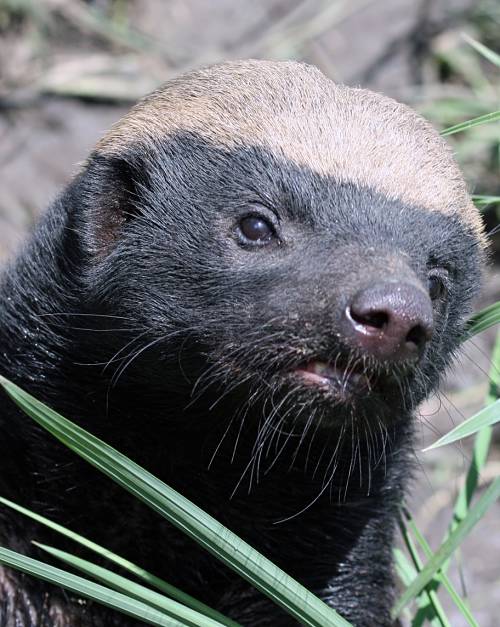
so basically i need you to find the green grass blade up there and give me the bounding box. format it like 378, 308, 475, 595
439, 331, 500, 563
450, 426, 492, 523
393, 550, 441, 627
472, 195, 500, 207
413, 331, 500, 620
34, 542, 226, 627
422, 398, 500, 450
0, 496, 237, 627
465, 302, 500, 337
394, 547, 417, 586
392, 477, 500, 619
0, 375, 351, 627
485, 331, 500, 407
441, 110, 500, 136
466, 313, 500, 337
398, 521, 450, 627
424, 332, 499, 455
402, 512, 478, 627
0, 546, 184, 626
463, 34, 500, 68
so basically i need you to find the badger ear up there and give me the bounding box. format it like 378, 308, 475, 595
68, 150, 146, 258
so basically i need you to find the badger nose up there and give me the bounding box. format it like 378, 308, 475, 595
344, 283, 434, 363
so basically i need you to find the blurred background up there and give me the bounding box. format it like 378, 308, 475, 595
0, 0, 499, 624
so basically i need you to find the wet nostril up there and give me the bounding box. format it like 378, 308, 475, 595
349, 306, 389, 330
344, 282, 435, 364
405, 324, 427, 350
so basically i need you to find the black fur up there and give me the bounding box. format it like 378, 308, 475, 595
0, 131, 483, 626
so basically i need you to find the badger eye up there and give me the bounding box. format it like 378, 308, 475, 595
428, 273, 446, 300
238, 215, 276, 245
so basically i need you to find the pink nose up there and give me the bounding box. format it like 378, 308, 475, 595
344, 282, 434, 363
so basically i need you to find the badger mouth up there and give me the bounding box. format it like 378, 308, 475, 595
293, 359, 375, 400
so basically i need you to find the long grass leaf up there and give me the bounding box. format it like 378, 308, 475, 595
422, 398, 500, 450
0, 496, 236, 627
402, 512, 478, 627
463, 34, 500, 68
472, 195, 500, 207
392, 478, 500, 619
393, 547, 417, 586
441, 110, 500, 136
440, 331, 500, 565
0, 375, 351, 627
0, 546, 184, 626
398, 520, 450, 627
412, 332, 500, 620
34, 542, 226, 627
393, 550, 442, 627
465, 303, 500, 337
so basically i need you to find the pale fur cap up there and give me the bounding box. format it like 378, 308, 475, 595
98, 59, 485, 247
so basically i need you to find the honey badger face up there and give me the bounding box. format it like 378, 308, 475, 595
76, 60, 485, 432
0, 61, 486, 627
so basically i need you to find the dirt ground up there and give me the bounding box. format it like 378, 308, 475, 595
0, 0, 499, 625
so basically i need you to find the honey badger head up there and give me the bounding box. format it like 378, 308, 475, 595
69, 60, 486, 442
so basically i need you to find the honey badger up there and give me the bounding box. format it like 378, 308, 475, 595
0, 60, 486, 627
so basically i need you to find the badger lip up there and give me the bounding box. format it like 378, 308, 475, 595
293, 359, 373, 398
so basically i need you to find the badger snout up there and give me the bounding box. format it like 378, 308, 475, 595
290, 265, 436, 405
343, 281, 434, 364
